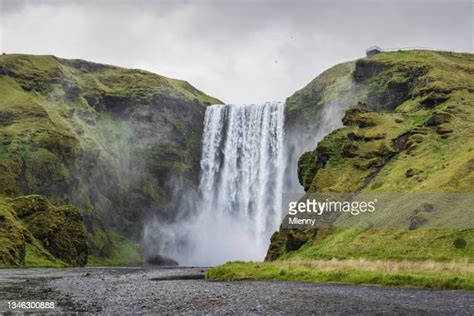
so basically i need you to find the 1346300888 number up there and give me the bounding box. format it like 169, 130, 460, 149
7, 301, 55, 310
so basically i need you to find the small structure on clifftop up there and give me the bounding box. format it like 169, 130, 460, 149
366, 46, 383, 56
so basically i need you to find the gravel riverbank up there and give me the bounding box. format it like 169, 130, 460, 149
0, 267, 472, 314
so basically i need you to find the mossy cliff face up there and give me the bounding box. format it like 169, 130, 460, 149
0, 54, 221, 266
268, 50, 474, 262
0, 195, 87, 267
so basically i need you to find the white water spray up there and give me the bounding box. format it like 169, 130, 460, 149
150, 102, 285, 266
142, 100, 348, 266
200, 102, 285, 241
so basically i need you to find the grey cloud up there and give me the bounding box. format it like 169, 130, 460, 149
0, 0, 472, 103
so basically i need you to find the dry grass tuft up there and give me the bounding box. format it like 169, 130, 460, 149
284, 258, 474, 273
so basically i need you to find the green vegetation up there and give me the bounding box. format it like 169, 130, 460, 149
87, 229, 142, 266
24, 241, 67, 268
285, 61, 357, 131
269, 50, 474, 262
214, 50, 474, 288
277, 229, 473, 262
0, 197, 27, 267
0, 195, 87, 268
207, 260, 474, 290
0, 53, 221, 267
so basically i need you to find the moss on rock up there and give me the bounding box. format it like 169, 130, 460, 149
268, 50, 474, 262
0, 198, 27, 266
25, 204, 88, 266
0, 53, 222, 265
0, 195, 88, 267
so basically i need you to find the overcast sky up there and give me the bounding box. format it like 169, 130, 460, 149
0, 0, 472, 103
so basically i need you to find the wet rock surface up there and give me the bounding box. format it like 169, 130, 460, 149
0, 267, 473, 314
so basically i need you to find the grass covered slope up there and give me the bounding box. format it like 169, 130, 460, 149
0, 54, 221, 267
210, 50, 474, 289
269, 50, 474, 262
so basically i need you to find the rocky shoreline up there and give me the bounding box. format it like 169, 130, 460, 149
0, 267, 473, 314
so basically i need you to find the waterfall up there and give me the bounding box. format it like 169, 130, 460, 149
141, 99, 345, 266
143, 102, 286, 266
199, 102, 285, 247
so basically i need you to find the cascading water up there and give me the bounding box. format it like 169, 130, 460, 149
199, 102, 285, 247
143, 102, 285, 266
152, 102, 286, 266
142, 99, 347, 266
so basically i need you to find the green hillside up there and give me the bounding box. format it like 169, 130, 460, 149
0, 54, 221, 267
269, 50, 474, 262
208, 50, 474, 288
